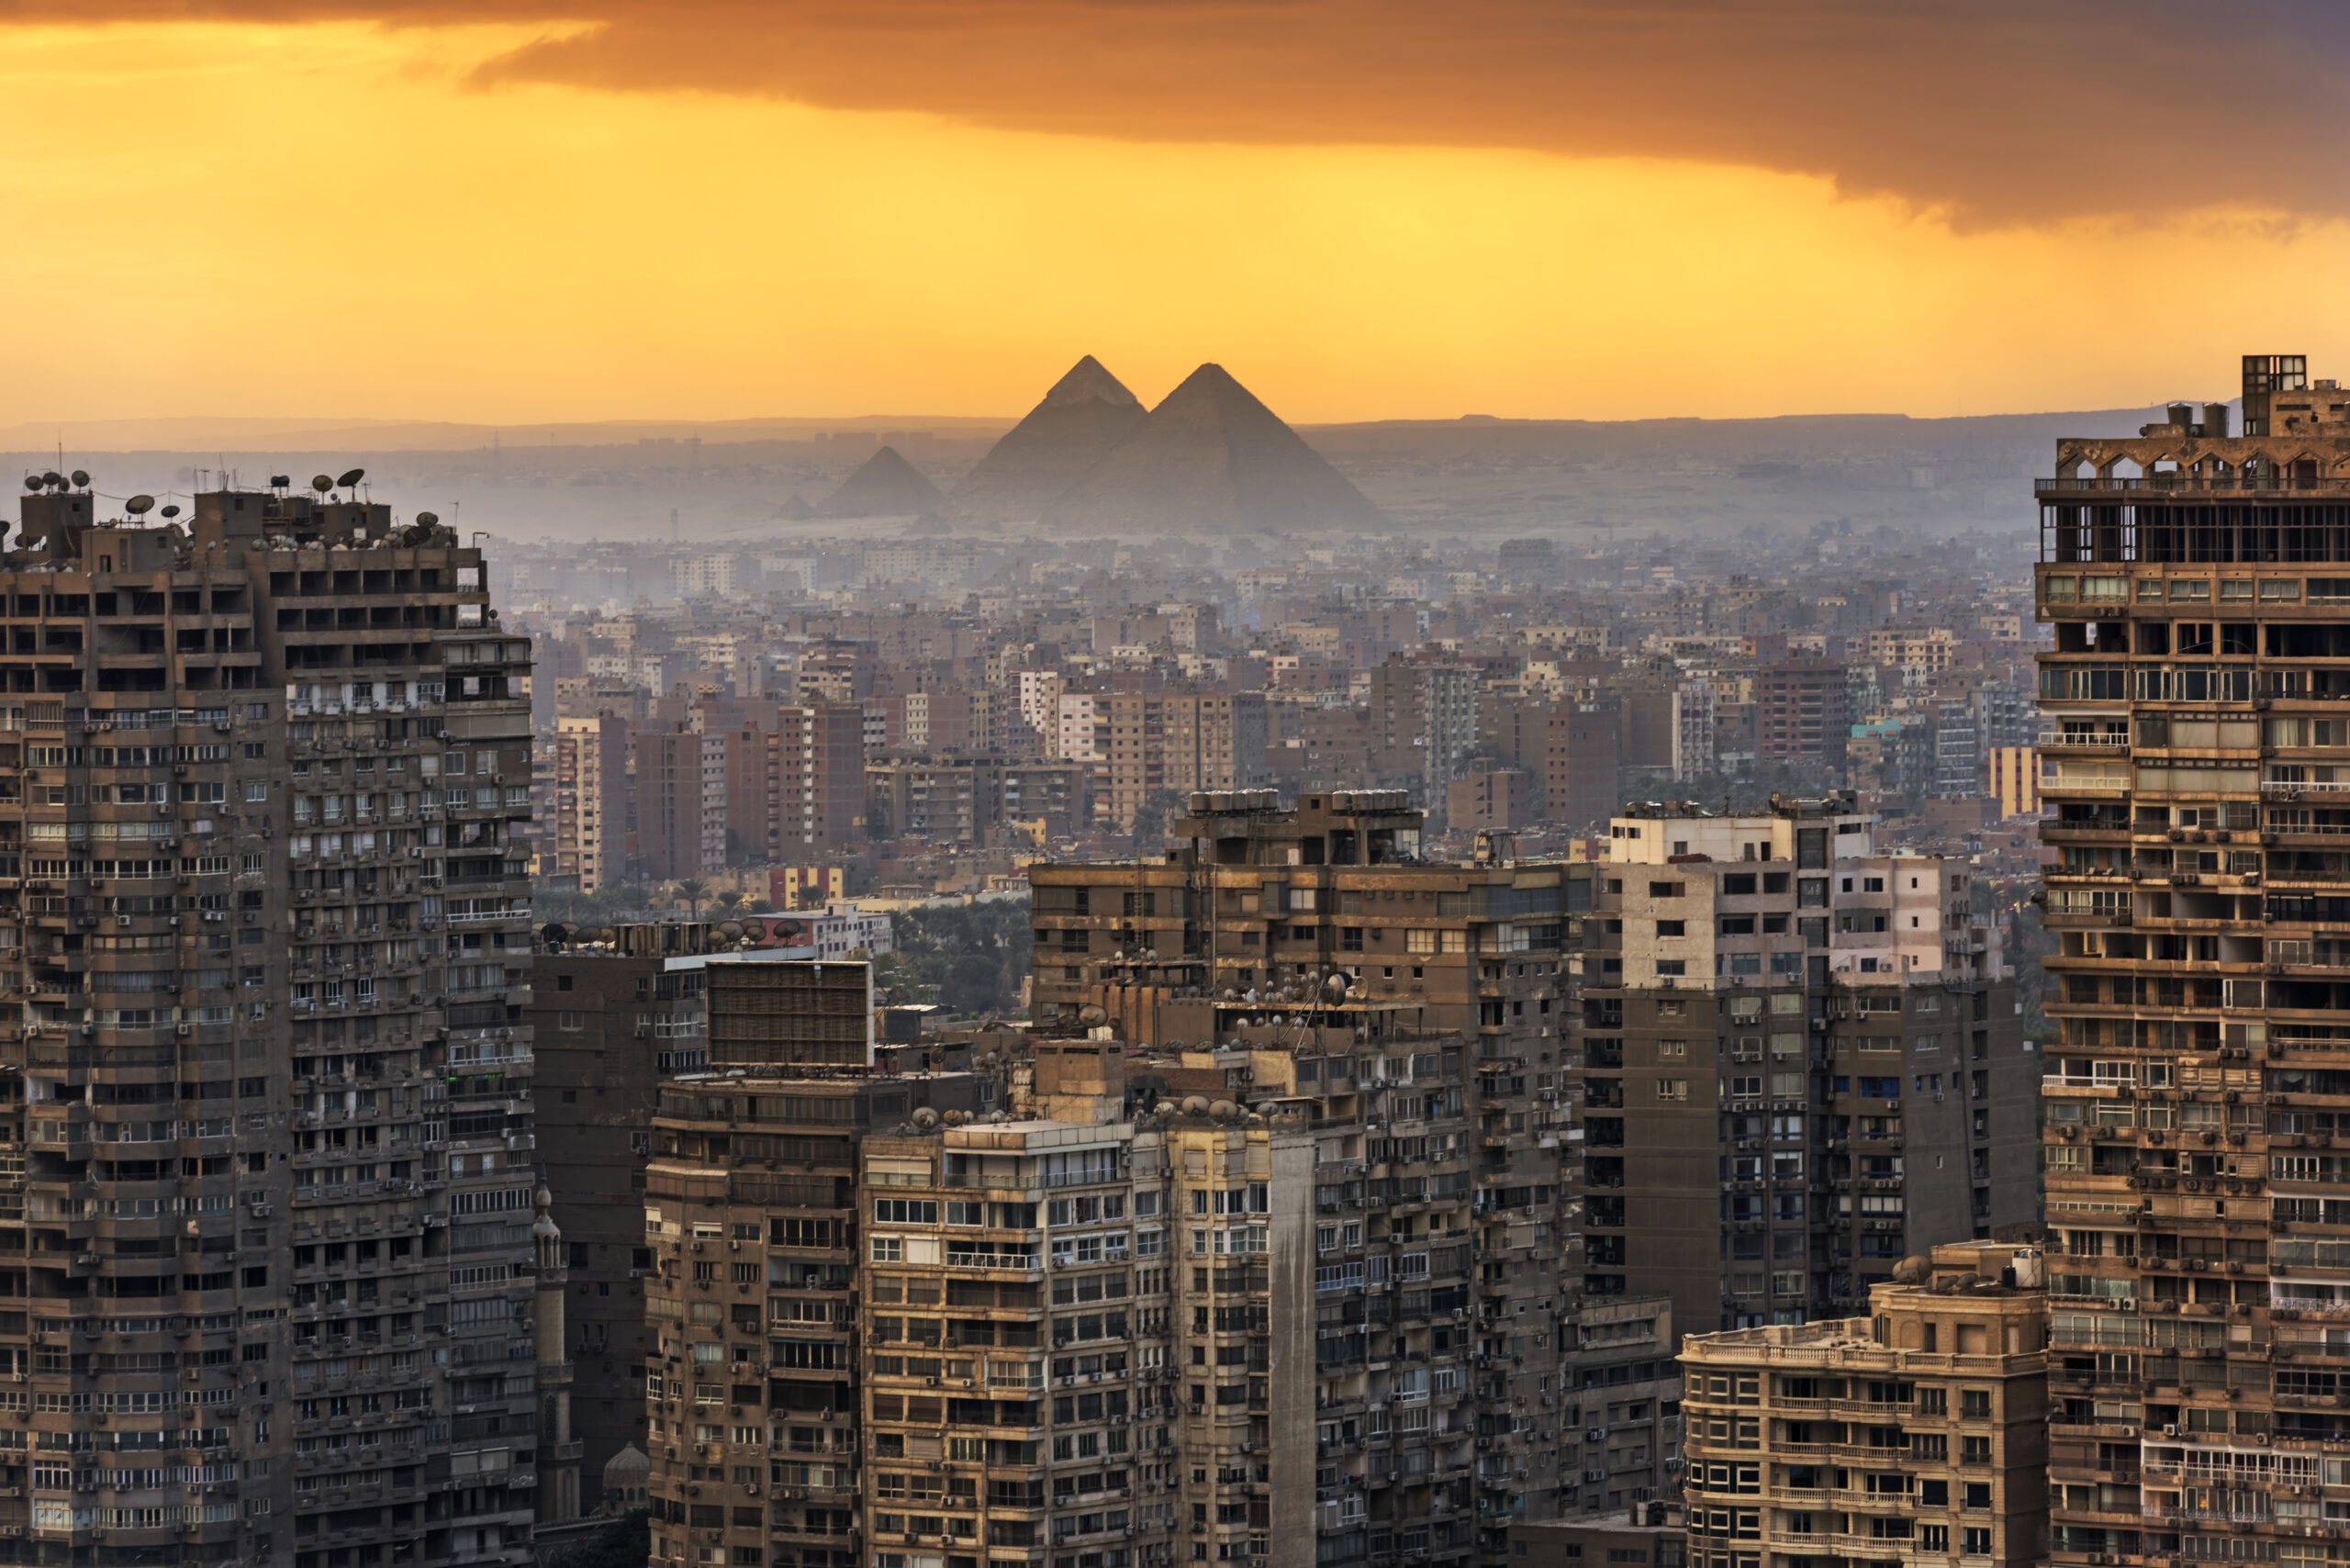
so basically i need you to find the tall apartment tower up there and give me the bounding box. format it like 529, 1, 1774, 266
2034, 353, 2350, 1568
0, 480, 539, 1568
554, 712, 628, 892
1584, 796, 2036, 1338
531, 923, 829, 1510
1026, 793, 1606, 1559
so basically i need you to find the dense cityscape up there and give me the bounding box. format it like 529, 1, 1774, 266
7, 345, 2337, 1568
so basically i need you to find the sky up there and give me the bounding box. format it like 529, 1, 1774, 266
6, 0, 2350, 427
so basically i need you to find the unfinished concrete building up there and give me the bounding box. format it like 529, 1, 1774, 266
0, 476, 541, 1568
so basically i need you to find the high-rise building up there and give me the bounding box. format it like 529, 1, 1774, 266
1583, 796, 2036, 1337
1753, 659, 1849, 774
2032, 352, 2350, 1568
1370, 659, 1482, 826
723, 704, 867, 862
640, 1071, 986, 1568
633, 728, 722, 879
1546, 694, 1622, 834
554, 712, 629, 892
0, 479, 543, 1568
1026, 793, 1623, 1558
1679, 1240, 2051, 1568
1079, 691, 1268, 833
530, 923, 825, 1509
1672, 680, 1718, 784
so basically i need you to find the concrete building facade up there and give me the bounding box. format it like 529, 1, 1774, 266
0, 478, 543, 1568
1582, 796, 2037, 1337
1678, 1240, 2051, 1568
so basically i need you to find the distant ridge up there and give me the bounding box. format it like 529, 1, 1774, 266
1043, 363, 1385, 535
815, 446, 945, 519
951, 355, 1147, 521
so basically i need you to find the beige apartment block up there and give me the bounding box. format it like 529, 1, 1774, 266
1680, 1241, 2051, 1568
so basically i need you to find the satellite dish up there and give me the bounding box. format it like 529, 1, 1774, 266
416, 510, 438, 526
718, 920, 744, 940
40, 471, 62, 488
311, 476, 334, 495
20, 476, 38, 492
336, 467, 365, 488
543, 922, 569, 946
599, 926, 619, 944
124, 496, 154, 516
160, 504, 180, 520
68, 470, 88, 488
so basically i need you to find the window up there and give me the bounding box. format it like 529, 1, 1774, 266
1655, 921, 1685, 938
1655, 1080, 1687, 1101
870, 1238, 902, 1263
1961, 1389, 1991, 1419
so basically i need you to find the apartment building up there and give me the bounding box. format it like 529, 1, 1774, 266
634, 728, 719, 879
1547, 695, 1622, 834
1080, 691, 1269, 834
1753, 661, 1849, 772
1679, 1240, 2050, 1568
530, 923, 833, 1509
554, 712, 629, 892
1026, 792, 1608, 1560
0, 478, 542, 1568
640, 1073, 986, 1568
1583, 795, 2037, 1338
1673, 681, 1718, 785
866, 755, 1001, 848
2032, 351, 2350, 1568
1370, 660, 1480, 826
855, 1098, 1311, 1568
723, 704, 867, 860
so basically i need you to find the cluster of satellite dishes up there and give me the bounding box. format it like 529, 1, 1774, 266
22, 469, 89, 492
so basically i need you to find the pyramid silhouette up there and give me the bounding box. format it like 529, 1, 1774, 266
952, 355, 1147, 521
815, 446, 945, 519
1042, 364, 1383, 535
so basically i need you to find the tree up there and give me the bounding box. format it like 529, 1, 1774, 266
1128, 789, 1185, 854
673, 879, 712, 920
712, 890, 746, 916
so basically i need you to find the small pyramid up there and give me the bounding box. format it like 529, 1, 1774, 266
815, 446, 945, 519
1043, 364, 1383, 535
775, 492, 813, 521
952, 355, 1147, 521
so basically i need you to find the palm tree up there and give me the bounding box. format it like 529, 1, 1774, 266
674, 878, 712, 921
713, 889, 746, 916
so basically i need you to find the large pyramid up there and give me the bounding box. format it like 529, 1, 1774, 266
951, 354, 1147, 521
815, 445, 945, 519
1041, 363, 1384, 535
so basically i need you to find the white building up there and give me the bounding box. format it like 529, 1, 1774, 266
1673, 678, 1718, 781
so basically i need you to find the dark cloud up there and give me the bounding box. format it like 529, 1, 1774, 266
15, 0, 2350, 224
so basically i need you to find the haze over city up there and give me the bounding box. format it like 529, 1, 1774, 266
6, 10, 2350, 1568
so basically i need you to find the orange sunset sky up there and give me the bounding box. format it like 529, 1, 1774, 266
5, 0, 2350, 428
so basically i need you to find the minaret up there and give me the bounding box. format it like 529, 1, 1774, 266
533, 1186, 583, 1525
